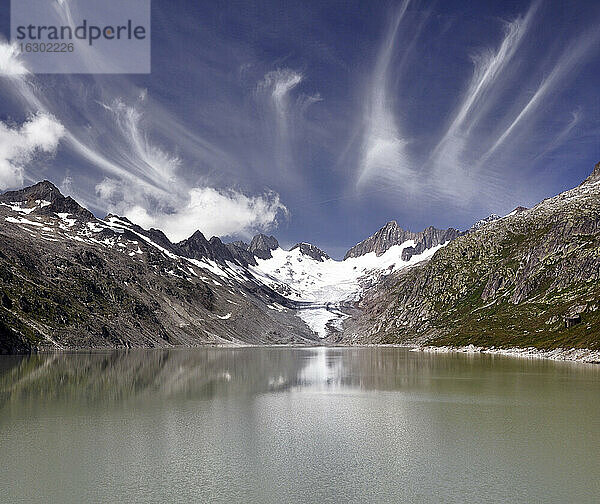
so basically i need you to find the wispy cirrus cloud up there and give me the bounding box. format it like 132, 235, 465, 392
481, 28, 600, 162
259, 68, 304, 113
426, 3, 539, 200
357, 0, 412, 190
1, 0, 599, 250
0, 41, 289, 241
257, 68, 306, 177
355, 0, 598, 212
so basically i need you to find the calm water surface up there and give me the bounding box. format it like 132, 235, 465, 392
1, 347, 599, 503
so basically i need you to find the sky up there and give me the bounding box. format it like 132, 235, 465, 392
0, 0, 599, 258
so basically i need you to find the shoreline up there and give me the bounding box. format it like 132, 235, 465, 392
412, 344, 600, 364
5, 342, 600, 364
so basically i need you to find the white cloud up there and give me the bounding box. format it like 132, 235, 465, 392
0, 114, 65, 190
425, 8, 537, 201
257, 68, 308, 179
88, 98, 289, 241
60, 175, 74, 194
431, 9, 536, 157
98, 180, 287, 242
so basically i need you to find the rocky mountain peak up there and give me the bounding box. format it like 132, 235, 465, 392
0, 180, 94, 220
582, 161, 600, 185
0, 180, 63, 204
344, 220, 461, 261
177, 230, 212, 260
290, 242, 331, 262
249, 234, 279, 259
344, 221, 413, 259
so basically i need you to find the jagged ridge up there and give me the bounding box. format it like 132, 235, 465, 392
344, 221, 461, 261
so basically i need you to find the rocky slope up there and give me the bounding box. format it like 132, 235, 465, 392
0, 182, 318, 353
341, 163, 600, 352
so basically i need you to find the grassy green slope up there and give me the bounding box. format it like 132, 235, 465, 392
351, 166, 600, 350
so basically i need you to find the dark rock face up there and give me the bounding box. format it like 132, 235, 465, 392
230, 240, 249, 251
225, 243, 258, 267
208, 236, 236, 263
344, 221, 461, 261
249, 234, 279, 259
290, 243, 330, 262
177, 231, 214, 260
38, 196, 95, 220
177, 232, 244, 264
343, 163, 600, 351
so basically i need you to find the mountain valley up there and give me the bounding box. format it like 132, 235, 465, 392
1, 164, 600, 355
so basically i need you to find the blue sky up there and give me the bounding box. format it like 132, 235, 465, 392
0, 0, 599, 258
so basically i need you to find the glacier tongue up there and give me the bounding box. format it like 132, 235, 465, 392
250, 240, 447, 337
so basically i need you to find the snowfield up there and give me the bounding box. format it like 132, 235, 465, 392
251, 241, 447, 337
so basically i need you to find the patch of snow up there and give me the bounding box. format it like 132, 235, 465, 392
186, 257, 229, 278
5, 216, 44, 227
56, 213, 77, 227
217, 313, 232, 320
1, 202, 36, 214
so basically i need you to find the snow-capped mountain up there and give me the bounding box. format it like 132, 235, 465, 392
247, 225, 456, 337
0, 181, 461, 349
0, 181, 318, 352
2, 162, 600, 353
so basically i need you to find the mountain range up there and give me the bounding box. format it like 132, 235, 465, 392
1, 163, 599, 354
